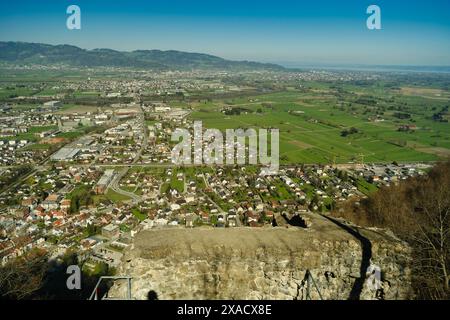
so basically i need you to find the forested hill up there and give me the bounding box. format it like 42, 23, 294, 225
0, 41, 285, 71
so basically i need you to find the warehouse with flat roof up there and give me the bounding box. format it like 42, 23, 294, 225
50, 147, 80, 161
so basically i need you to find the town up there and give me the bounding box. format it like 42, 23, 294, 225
0, 68, 436, 273
1, 0, 449, 303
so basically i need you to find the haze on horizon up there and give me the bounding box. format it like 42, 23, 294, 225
0, 0, 449, 67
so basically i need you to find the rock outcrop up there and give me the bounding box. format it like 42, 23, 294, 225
108, 213, 413, 300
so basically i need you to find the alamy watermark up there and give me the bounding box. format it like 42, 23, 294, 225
171, 121, 280, 175
66, 5, 81, 30
66, 265, 81, 290
65, 5, 381, 31
367, 5, 381, 30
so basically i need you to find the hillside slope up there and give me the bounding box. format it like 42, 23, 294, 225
0, 41, 285, 71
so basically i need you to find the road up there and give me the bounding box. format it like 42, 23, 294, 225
108, 167, 142, 204
0, 161, 437, 171
106, 105, 148, 205
0, 167, 38, 197
134, 108, 149, 165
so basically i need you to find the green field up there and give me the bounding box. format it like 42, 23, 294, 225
131, 208, 147, 221
105, 189, 131, 202
1, 68, 449, 165
190, 86, 450, 164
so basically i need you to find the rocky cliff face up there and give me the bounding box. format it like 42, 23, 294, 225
108, 214, 413, 300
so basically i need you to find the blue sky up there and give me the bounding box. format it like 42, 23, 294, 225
0, 0, 449, 66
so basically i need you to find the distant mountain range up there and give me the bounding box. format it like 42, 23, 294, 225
0, 41, 285, 71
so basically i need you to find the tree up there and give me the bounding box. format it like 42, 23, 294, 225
69, 196, 80, 214
409, 163, 450, 297
86, 223, 99, 237
337, 170, 348, 181
0, 249, 48, 299
333, 161, 450, 299
309, 194, 320, 211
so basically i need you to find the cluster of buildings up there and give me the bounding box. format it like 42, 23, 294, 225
0, 164, 144, 268
98, 117, 144, 164
0, 70, 436, 275
0, 139, 33, 165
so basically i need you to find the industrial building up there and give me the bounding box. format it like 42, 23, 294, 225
94, 169, 115, 194
43, 101, 62, 110
50, 147, 80, 161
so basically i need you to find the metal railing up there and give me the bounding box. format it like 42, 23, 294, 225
88, 271, 323, 300
304, 270, 323, 300
88, 276, 133, 300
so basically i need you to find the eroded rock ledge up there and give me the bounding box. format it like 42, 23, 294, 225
109, 214, 413, 300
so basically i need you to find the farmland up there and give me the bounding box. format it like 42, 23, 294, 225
190, 82, 450, 164
1, 66, 449, 166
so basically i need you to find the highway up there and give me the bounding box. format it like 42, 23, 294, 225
105, 105, 148, 205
